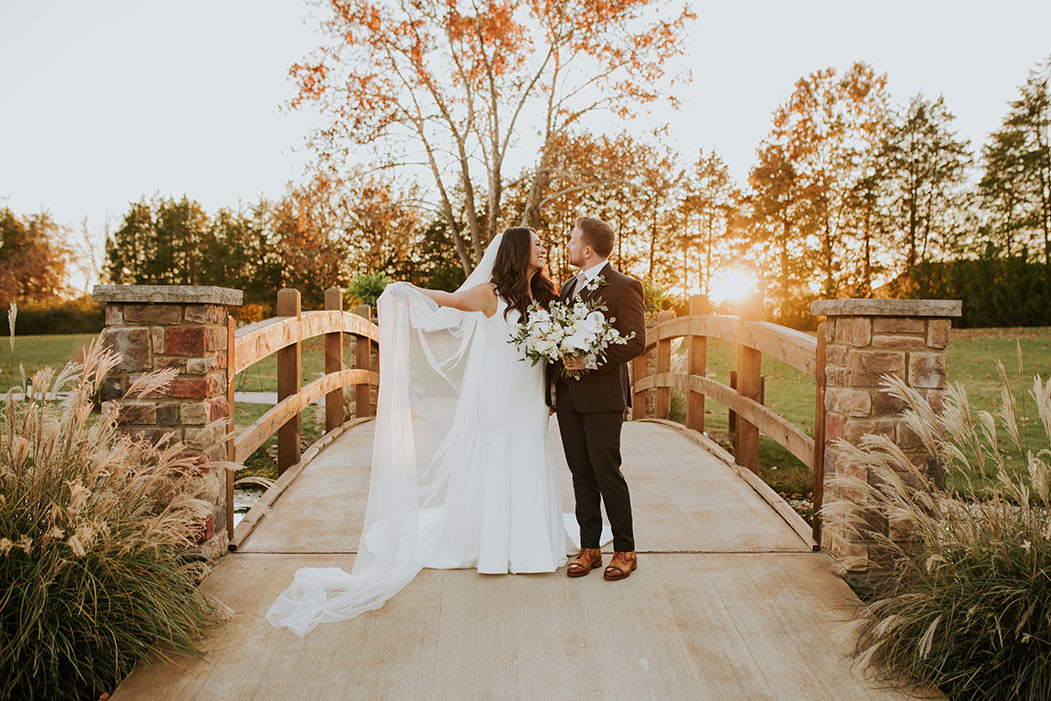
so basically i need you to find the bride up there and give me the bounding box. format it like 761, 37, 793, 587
267, 227, 570, 636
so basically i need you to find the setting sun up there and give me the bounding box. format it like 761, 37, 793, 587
708, 271, 757, 305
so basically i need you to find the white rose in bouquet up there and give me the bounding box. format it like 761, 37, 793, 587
508, 277, 635, 379
583, 311, 605, 333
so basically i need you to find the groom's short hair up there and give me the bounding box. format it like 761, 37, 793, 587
575, 217, 615, 257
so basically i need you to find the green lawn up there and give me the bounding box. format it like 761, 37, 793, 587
666, 328, 1051, 504
940, 328, 1051, 494
234, 402, 323, 481
0, 333, 99, 391
667, 338, 817, 507
0, 332, 364, 394
7, 328, 1050, 500
232, 335, 363, 393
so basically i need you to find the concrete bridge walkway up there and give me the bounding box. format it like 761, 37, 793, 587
114, 419, 925, 699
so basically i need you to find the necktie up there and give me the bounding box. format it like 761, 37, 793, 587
570, 273, 588, 298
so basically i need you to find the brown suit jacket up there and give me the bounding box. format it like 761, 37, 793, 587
545, 263, 647, 412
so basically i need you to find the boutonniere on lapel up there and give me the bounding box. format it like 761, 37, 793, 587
580, 276, 609, 301
508, 276, 634, 379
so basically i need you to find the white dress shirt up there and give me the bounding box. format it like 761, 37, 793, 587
570, 259, 608, 298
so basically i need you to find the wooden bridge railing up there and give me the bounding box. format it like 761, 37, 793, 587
223, 287, 379, 547
632, 294, 962, 570
95, 284, 960, 582
631, 295, 826, 544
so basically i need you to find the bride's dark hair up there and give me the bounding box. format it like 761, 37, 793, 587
491, 226, 556, 321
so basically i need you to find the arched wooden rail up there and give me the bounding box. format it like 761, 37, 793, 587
631, 295, 825, 543
223, 287, 380, 546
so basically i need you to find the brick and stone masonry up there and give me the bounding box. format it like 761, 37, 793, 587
812, 298, 962, 584
93, 284, 243, 559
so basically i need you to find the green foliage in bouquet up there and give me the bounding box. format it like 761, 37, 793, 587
509, 277, 633, 380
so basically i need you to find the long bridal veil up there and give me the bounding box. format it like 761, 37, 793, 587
266, 235, 508, 637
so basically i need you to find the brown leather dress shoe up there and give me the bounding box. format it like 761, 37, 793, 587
603, 551, 637, 580
567, 547, 603, 577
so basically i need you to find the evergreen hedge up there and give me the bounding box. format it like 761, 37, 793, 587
10, 297, 104, 335
901, 256, 1051, 328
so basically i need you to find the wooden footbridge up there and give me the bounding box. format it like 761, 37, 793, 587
94, 286, 951, 699
115, 418, 914, 699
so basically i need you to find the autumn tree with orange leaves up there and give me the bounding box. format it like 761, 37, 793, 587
683, 150, 738, 299
755, 62, 890, 297
508, 129, 645, 279
289, 0, 694, 274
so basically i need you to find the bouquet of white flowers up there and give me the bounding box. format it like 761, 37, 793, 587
509, 277, 635, 380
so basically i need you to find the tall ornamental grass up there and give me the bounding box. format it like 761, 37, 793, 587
826, 361, 1051, 700
0, 341, 227, 700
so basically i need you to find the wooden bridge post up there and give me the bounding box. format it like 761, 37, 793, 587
686, 295, 707, 433
226, 315, 236, 543
733, 294, 763, 473
812, 325, 827, 546
811, 299, 961, 589
325, 289, 344, 432
93, 284, 243, 558
355, 303, 374, 417
276, 289, 301, 475
631, 355, 648, 421
655, 310, 674, 419
636, 315, 659, 419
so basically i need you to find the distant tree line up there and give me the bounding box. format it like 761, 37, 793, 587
0, 208, 103, 335
7, 28, 1044, 332
104, 177, 462, 316
93, 55, 1051, 328
0, 208, 68, 305
522, 57, 1051, 325
274, 2, 1047, 327
898, 257, 1051, 328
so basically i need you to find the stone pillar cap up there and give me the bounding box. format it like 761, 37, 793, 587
812, 298, 961, 318
93, 285, 243, 306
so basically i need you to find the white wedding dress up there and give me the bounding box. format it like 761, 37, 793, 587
267, 234, 585, 637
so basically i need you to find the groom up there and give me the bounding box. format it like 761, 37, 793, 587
548, 216, 647, 581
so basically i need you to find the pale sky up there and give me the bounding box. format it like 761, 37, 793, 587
2, 0, 1050, 286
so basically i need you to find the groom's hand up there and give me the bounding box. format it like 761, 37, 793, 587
563, 354, 586, 371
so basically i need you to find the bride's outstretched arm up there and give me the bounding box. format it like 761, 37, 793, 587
410, 282, 499, 317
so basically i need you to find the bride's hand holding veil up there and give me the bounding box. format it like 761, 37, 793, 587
408, 282, 499, 318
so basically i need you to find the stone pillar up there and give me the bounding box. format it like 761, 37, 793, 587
93, 284, 243, 558
812, 298, 961, 583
